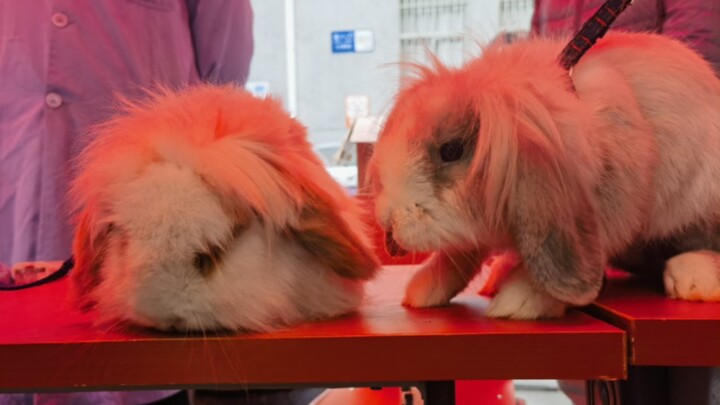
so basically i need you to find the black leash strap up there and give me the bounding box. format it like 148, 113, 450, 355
0, 256, 74, 291
558, 0, 634, 70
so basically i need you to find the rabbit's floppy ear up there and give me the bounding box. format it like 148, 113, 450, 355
291, 189, 380, 280
506, 101, 605, 306
510, 166, 605, 306
71, 211, 112, 310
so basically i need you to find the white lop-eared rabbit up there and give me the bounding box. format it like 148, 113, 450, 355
370, 32, 720, 319
71, 85, 380, 332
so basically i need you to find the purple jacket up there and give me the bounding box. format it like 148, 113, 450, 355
0, 0, 254, 266
531, 0, 720, 72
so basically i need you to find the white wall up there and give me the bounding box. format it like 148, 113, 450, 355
249, 0, 400, 145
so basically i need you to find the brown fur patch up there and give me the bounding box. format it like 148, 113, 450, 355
292, 191, 379, 280
71, 212, 113, 310
509, 159, 605, 305
193, 223, 247, 277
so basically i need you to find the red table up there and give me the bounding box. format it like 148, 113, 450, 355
0, 266, 625, 403
588, 276, 720, 366
584, 276, 720, 405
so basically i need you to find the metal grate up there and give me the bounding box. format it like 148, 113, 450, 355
399, 0, 468, 68
498, 0, 534, 33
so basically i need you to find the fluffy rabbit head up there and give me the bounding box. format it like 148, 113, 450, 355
370, 39, 604, 304
71, 85, 380, 332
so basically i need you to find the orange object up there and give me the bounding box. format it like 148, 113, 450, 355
457, 380, 515, 405
315, 387, 403, 405
356, 143, 374, 193
319, 382, 515, 405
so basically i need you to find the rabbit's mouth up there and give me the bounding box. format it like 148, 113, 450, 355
385, 230, 408, 257
129, 305, 229, 332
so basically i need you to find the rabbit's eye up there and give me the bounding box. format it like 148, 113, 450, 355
193, 253, 214, 275
439, 139, 464, 163
192, 226, 245, 276
193, 244, 224, 276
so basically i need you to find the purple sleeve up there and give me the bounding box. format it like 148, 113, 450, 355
531, 0, 542, 34
661, 0, 720, 73
186, 0, 255, 84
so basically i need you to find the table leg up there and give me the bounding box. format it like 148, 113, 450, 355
586, 379, 622, 405
423, 381, 455, 405
618, 366, 669, 405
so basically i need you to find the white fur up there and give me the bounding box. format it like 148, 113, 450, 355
372, 32, 720, 318
91, 162, 363, 332
71, 85, 379, 332
665, 251, 720, 302
402, 247, 487, 308
403, 256, 472, 307
486, 265, 567, 319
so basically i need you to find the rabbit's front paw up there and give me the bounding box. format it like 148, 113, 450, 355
664, 251, 720, 301
402, 265, 454, 308
486, 266, 566, 319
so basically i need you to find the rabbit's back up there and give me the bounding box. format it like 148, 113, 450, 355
573, 32, 720, 242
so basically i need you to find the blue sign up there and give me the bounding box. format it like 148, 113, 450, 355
331, 31, 355, 53
245, 81, 269, 98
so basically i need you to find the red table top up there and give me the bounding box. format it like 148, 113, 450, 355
0, 266, 625, 392
587, 275, 720, 366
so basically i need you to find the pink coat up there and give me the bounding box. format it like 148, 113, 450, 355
531, 0, 720, 72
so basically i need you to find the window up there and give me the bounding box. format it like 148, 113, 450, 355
400, 0, 469, 68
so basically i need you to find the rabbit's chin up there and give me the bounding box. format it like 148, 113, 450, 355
393, 232, 477, 255
385, 204, 481, 253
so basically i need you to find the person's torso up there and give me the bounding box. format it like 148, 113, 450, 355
0, 0, 200, 133
533, 0, 663, 37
